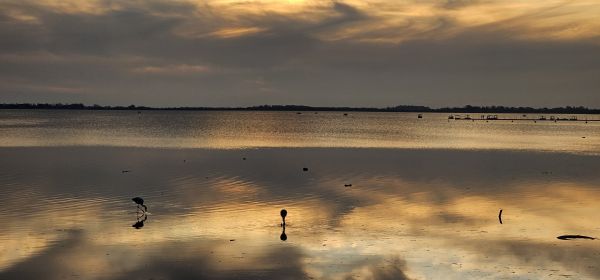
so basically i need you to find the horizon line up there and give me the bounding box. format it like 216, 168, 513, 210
1, 103, 599, 114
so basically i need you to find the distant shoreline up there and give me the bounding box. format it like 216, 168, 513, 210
1, 103, 599, 114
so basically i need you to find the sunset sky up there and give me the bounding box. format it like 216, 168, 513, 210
1, 0, 599, 107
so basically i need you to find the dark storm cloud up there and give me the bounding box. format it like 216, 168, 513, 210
0, 0, 599, 107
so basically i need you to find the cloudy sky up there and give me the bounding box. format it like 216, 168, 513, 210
1, 0, 599, 107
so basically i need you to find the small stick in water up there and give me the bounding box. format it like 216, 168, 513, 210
557, 235, 596, 240
498, 209, 503, 224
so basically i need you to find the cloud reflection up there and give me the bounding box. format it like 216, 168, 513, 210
1, 147, 600, 279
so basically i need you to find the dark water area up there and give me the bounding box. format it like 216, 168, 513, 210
1, 147, 600, 279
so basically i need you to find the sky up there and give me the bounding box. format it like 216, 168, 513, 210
0, 0, 599, 108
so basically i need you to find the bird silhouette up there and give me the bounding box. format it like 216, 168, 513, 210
132, 197, 147, 213
280, 209, 287, 226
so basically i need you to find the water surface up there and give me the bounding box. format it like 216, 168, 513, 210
1, 110, 598, 154
0, 111, 599, 279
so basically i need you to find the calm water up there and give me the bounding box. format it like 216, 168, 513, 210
0, 110, 599, 153
0, 110, 599, 279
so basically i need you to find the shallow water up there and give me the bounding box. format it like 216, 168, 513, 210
0, 110, 599, 154
0, 111, 599, 279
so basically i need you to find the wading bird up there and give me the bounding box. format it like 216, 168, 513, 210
132, 197, 147, 213
280, 209, 287, 226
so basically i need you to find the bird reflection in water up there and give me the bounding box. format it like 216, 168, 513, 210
131, 196, 148, 229
280, 209, 288, 241
132, 213, 148, 229
280, 224, 287, 241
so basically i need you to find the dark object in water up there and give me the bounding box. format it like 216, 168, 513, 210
280, 224, 287, 241
132, 197, 147, 212
417, 114, 423, 119
557, 235, 596, 240
344, 184, 352, 187
132, 214, 147, 229
303, 167, 308, 171
280, 209, 287, 226
343, 113, 348, 116
122, 170, 131, 173
498, 209, 503, 224
243, 157, 246, 160
230, 239, 235, 242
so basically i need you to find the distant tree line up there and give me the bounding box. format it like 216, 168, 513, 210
0, 103, 598, 114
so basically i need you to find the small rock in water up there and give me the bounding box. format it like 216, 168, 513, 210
344, 184, 352, 187
303, 167, 308, 171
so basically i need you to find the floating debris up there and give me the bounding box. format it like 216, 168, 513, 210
557, 235, 596, 240
303, 167, 308, 171
242, 157, 246, 160
344, 184, 352, 187
121, 170, 131, 173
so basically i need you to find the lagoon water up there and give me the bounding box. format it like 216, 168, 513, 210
1, 110, 600, 279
